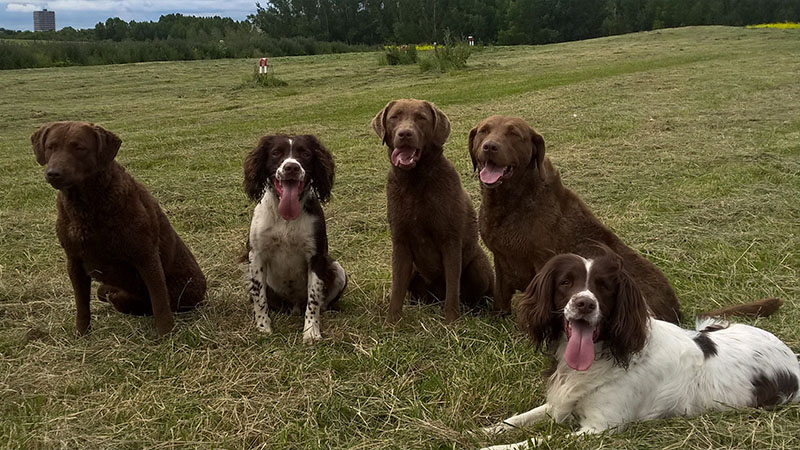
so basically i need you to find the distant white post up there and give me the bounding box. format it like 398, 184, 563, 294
258, 57, 269, 74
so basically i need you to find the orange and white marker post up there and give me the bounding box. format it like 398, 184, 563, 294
258, 57, 269, 74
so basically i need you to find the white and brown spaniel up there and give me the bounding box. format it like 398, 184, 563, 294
480, 251, 799, 449
243, 134, 346, 344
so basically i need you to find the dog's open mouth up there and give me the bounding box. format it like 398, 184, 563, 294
564, 319, 599, 372
479, 161, 513, 187
391, 147, 420, 169
273, 177, 305, 221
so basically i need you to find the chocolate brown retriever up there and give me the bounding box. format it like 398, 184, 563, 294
32, 121, 206, 337
469, 115, 781, 322
372, 99, 494, 323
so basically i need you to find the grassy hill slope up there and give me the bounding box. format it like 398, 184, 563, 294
1, 26, 799, 448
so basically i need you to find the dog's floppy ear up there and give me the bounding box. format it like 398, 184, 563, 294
92, 124, 122, 166
468, 126, 478, 172
371, 100, 395, 145
304, 135, 335, 203
608, 264, 650, 369
243, 135, 275, 202
518, 261, 560, 350
426, 101, 451, 147
527, 125, 546, 177
31, 122, 57, 166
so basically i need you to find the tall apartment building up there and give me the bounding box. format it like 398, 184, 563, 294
33, 9, 56, 32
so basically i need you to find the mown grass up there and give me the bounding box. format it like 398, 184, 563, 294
1, 26, 799, 448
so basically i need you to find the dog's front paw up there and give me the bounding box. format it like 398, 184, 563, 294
302, 327, 322, 344
387, 310, 402, 324
75, 317, 91, 336
255, 317, 272, 334
480, 422, 514, 436
155, 316, 175, 338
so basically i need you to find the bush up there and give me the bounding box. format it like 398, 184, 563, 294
243, 66, 288, 88
0, 41, 42, 69
381, 45, 417, 65
417, 31, 471, 73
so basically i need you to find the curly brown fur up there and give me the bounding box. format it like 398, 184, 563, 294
372, 99, 494, 323
471, 115, 684, 321
32, 121, 206, 337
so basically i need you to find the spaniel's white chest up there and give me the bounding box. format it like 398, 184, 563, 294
249, 194, 317, 299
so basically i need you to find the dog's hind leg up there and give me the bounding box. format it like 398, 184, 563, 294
248, 250, 272, 334
324, 261, 347, 310
97, 283, 152, 316
460, 255, 495, 312
408, 271, 445, 304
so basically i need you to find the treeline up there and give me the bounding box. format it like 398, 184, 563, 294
0, 38, 365, 70
252, 0, 800, 45
0, 14, 370, 70
2, 0, 799, 70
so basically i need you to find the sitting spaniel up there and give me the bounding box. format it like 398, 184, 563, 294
243, 134, 346, 344
480, 251, 798, 449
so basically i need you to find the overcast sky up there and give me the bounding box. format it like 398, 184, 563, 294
1, 1, 256, 31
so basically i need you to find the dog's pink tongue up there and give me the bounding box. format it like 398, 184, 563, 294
391, 147, 416, 167
564, 321, 596, 371
479, 162, 505, 184
277, 181, 301, 221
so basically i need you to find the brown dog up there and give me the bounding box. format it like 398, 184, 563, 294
469, 115, 683, 321
372, 99, 494, 323
469, 115, 782, 322
32, 121, 206, 336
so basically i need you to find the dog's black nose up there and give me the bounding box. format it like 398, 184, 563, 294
574, 298, 597, 314
482, 141, 498, 152
283, 163, 301, 176
45, 168, 62, 181
397, 128, 413, 140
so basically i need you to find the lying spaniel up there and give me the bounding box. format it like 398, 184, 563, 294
243, 134, 346, 344
480, 252, 798, 449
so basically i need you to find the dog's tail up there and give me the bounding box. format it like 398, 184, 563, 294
698, 297, 783, 319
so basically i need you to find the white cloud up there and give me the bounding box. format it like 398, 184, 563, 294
7, 3, 40, 12
46, 1, 127, 11
42, 1, 255, 12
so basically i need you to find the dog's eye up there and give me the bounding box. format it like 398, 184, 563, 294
560, 279, 571, 287
301, 150, 312, 159
415, 114, 428, 122
388, 115, 399, 120
507, 128, 523, 138
271, 149, 282, 157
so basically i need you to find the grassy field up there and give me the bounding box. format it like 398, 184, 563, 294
1, 25, 799, 449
